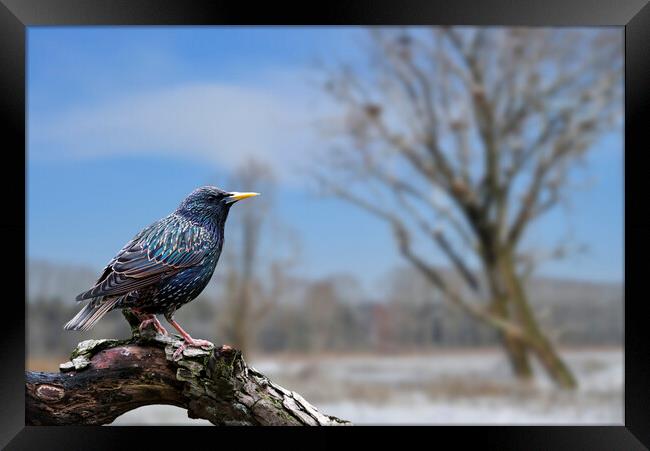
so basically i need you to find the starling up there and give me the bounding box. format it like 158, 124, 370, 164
64, 186, 259, 359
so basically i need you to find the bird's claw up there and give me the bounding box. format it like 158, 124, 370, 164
138, 317, 169, 336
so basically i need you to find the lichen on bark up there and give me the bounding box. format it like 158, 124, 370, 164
26, 312, 350, 426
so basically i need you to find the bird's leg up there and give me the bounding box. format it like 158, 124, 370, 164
139, 316, 169, 335
165, 314, 213, 360
132, 309, 168, 335
151, 316, 169, 335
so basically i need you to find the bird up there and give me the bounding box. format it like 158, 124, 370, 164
63, 186, 259, 359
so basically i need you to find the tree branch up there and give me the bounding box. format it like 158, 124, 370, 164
25, 312, 350, 426
392, 222, 525, 339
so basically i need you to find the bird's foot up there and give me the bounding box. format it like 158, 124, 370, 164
138, 316, 169, 336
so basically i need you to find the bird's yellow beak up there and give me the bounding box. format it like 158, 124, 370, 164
227, 192, 260, 202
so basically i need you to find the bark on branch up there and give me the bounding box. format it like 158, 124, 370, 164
25, 312, 350, 426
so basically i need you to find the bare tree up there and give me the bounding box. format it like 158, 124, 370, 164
315, 27, 622, 388
217, 159, 273, 356
217, 158, 300, 357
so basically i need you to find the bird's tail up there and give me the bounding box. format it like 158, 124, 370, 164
63, 297, 121, 331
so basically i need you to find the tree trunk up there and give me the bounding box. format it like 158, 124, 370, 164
501, 251, 578, 389
485, 264, 534, 380
26, 312, 350, 426
500, 330, 534, 380
232, 287, 251, 357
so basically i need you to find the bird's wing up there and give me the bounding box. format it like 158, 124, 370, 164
76, 216, 214, 301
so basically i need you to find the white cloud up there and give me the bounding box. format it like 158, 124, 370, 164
29, 74, 334, 184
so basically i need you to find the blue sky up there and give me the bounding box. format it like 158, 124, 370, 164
27, 27, 623, 287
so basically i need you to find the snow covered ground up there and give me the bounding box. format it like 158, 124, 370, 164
112, 347, 623, 425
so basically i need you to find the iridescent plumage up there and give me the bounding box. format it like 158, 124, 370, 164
64, 186, 259, 356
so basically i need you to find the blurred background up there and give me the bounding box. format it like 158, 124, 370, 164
27, 26, 623, 425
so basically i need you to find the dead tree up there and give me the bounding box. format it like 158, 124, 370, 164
218, 159, 300, 357
25, 311, 350, 426
316, 27, 622, 388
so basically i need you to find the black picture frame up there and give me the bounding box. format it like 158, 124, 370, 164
2, 0, 647, 448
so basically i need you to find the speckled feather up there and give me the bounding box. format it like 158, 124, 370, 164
64, 186, 234, 331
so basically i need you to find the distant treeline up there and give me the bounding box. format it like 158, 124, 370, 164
28, 263, 623, 359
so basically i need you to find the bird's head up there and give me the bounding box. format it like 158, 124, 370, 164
176, 186, 259, 223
